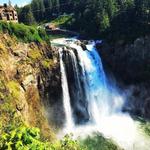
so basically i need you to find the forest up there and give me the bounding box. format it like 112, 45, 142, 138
17, 0, 150, 41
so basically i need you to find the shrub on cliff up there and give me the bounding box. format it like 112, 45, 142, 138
80, 134, 120, 150
140, 121, 150, 137
145, 123, 150, 137
0, 126, 50, 150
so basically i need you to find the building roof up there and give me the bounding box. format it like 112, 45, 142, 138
0, 4, 16, 12
0, 3, 18, 22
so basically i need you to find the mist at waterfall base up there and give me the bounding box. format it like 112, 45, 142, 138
54, 38, 150, 150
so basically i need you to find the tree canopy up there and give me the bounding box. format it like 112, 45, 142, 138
17, 0, 150, 41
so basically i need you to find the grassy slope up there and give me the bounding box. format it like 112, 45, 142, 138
0, 21, 49, 43
51, 15, 73, 27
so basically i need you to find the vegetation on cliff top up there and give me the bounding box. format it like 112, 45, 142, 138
0, 21, 49, 43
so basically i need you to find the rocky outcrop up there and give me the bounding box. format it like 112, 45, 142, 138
121, 84, 150, 119
0, 33, 62, 140
99, 36, 150, 84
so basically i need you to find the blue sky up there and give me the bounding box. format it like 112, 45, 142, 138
0, 0, 31, 6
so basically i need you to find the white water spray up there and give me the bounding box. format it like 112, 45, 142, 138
59, 49, 74, 131
53, 38, 150, 150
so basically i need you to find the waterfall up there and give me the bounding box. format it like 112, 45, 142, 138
59, 49, 74, 130
66, 41, 113, 123
59, 39, 123, 126
55, 38, 150, 150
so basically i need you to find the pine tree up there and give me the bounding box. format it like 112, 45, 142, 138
19, 5, 36, 25
39, 0, 45, 19
44, 0, 53, 19
31, 0, 40, 21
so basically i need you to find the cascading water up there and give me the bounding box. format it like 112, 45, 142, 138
59, 49, 74, 130
60, 40, 120, 125
54, 38, 150, 150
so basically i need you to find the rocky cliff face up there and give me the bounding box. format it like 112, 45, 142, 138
123, 84, 150, 119
98, 36, 150, 119
0, 34, 62, 140
99, 36, 150, 84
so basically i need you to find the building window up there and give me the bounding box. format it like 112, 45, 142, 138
6, 14, 9, 20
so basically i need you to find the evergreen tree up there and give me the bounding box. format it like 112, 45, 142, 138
39, 0, 45, 19
44, 0, 53, 19
19, 5, 36, 25
31, 0, 40, 21
54, 0, 60, 15
16, 0, 150, 41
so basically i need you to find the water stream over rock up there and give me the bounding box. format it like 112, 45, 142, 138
52, 38, 150, 150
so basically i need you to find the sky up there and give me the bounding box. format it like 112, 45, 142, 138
0, 0, 31, 7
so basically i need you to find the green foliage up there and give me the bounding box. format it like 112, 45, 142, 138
49, 34, 69, 40
0, 21, 48, 43
139, 119, 150, 137
16, 0, 150, 42
31, 0, 45, 22
80, 134, 120, 150
60, 134, 84, 150
38, 28, 49, 41
0, 126, 50, 150
18, 5, 36, 25
51, 134, 84, 150
51, 15, 73, 27
145, 123, 150, 136
28, 49, 42, 61
7, 81, 20, 101
0, 128, 84, 150
42, 59, 54, 69
16, 0, 73, 24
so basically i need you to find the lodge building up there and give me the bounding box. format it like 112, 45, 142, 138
0, 3, 18, 22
